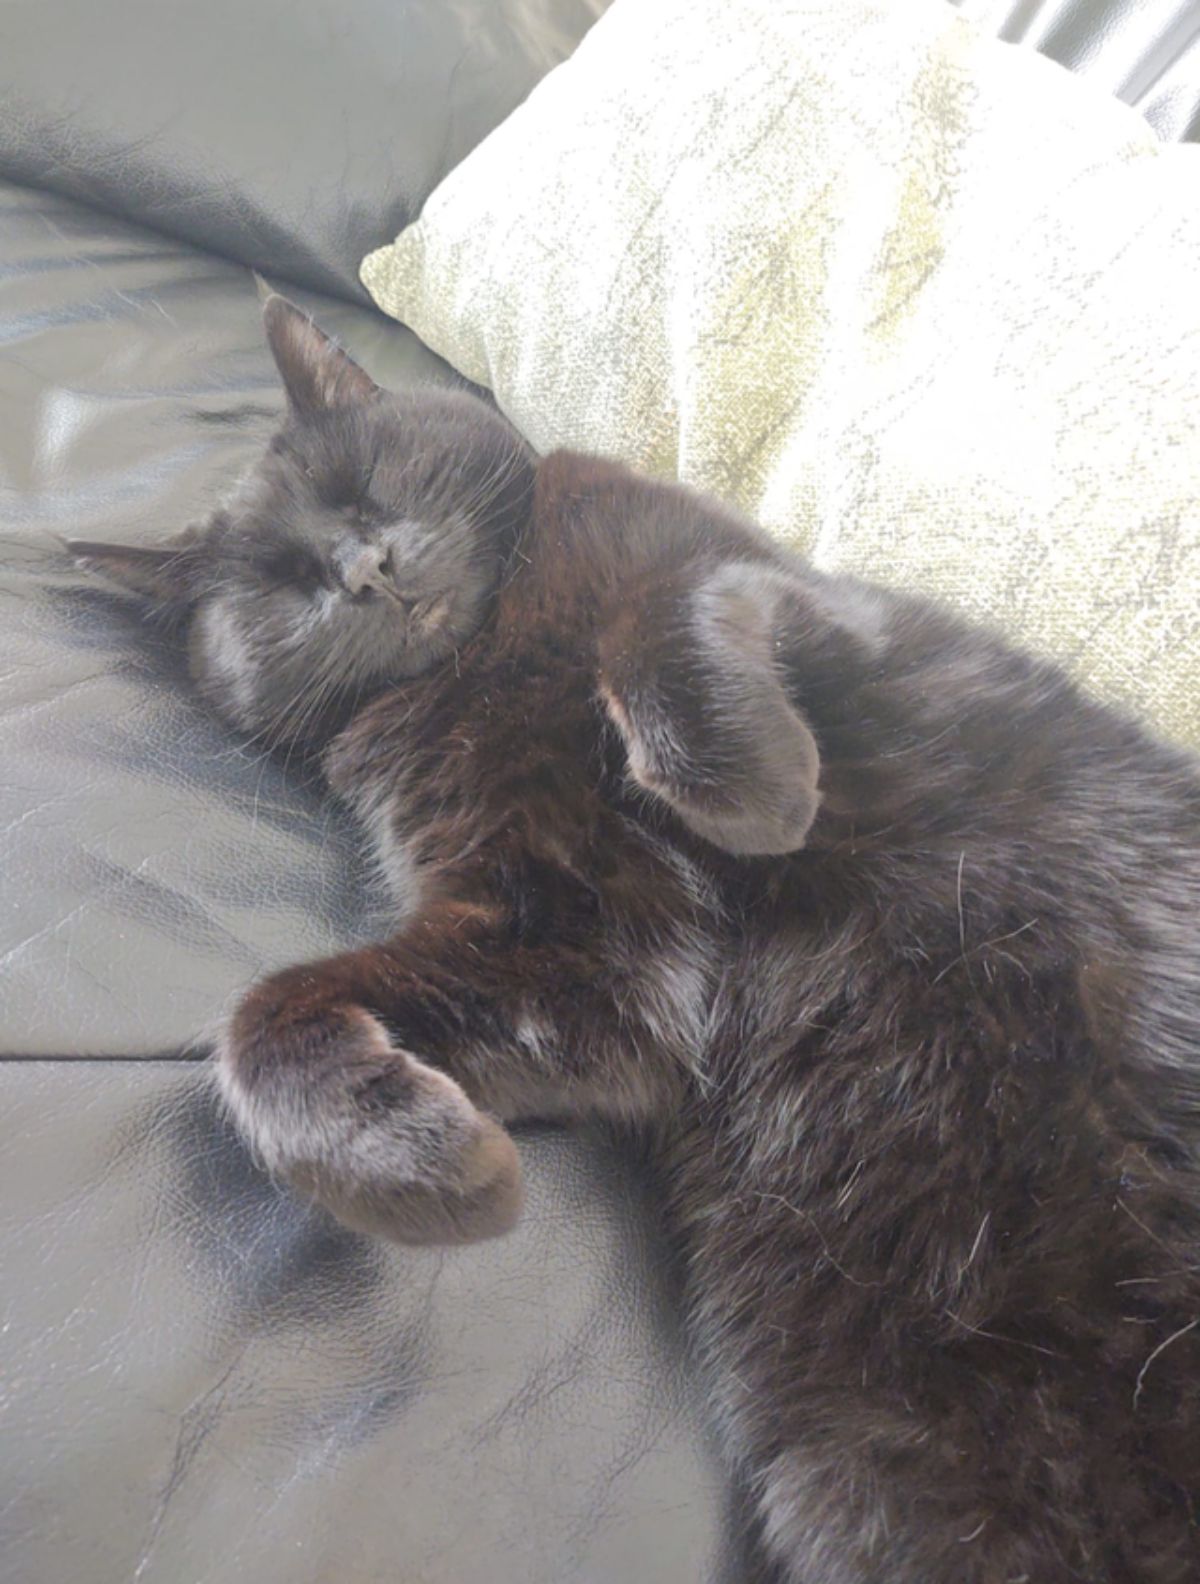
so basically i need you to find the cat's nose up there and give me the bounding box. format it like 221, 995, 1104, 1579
339, 543, 394, 599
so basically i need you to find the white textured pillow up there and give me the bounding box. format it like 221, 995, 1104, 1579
362, 0, 1200, 746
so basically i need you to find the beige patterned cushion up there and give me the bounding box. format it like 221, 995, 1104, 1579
362, 0, 1200, 746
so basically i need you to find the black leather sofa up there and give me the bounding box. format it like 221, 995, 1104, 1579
2, 4, 1197, 1581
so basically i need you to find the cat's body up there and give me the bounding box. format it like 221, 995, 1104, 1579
74, 298, 1200, 1584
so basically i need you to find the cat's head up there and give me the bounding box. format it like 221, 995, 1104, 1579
70, 293, 535, 744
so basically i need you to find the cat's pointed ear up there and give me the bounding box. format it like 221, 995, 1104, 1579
261, 292, 381, 417
66, 538, 199, 604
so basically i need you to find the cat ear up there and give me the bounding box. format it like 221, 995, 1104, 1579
261, 292, 381, 416
66, 539, 199, 604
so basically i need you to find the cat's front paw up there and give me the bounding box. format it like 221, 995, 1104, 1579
215, 994, 522, 1245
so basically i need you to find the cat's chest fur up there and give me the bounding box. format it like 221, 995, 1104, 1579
324, 590, 624, 896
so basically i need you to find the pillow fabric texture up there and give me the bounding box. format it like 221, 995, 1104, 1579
362, 0, 1200, 746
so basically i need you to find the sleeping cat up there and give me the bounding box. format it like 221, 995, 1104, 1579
72, 294, 1200, 1584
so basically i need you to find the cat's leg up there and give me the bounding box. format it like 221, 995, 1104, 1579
696, 1280, 1102, 1583
742, 1352, 1200, 1584
216, 896, 671, 1244
597, 559, 823, 855
677, 1141, 1200, 1584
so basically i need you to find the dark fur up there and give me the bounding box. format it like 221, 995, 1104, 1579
74, 297, 1200, 1583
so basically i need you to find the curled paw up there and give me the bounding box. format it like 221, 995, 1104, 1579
216, 1000, 522, 1245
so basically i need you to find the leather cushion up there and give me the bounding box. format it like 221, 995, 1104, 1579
959, 0, 1200, 142
0, 1060, 738, 1583
0, 0, 609, 302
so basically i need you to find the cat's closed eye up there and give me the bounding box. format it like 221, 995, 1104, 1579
347, 495, 382, 526
304, 462, 380, 523
255, 543, 329, 594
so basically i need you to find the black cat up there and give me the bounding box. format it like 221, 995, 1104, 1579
73, 294, 1200, 1584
